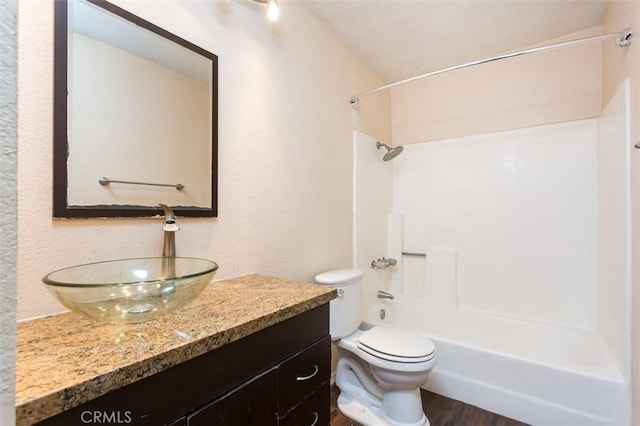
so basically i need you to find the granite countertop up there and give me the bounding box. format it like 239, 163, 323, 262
15, 274, 336, 425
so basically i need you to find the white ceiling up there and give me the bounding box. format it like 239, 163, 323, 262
301, 0, 609, 82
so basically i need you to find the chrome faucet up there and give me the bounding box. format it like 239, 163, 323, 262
159, 204, 179, 295
159, 204, 179, 257
371, 257, 397, 269
377, 290, 395, 300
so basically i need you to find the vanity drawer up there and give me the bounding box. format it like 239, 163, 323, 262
279, 384, 330, 426
188, 368, 277, 426
278, 335, 330, 417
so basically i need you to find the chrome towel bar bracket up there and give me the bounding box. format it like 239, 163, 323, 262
401, 252, 426, 257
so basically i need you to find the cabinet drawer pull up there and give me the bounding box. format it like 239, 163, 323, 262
296, 365, 319, 381
309, 411, 319, 426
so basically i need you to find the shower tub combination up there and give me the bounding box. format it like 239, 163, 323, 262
354, 118, 631, 424
352, 27, 632, 426
355, 116, 631, 425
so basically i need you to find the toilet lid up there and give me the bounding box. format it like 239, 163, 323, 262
357, 327, 435, 363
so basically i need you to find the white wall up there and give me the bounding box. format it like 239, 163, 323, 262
17, 0, 390, 320
393, 120, 598, 330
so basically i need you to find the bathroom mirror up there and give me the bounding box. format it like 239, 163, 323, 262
54, 0, 218, 218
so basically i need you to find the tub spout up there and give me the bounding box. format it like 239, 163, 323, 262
377, 290, 394, 300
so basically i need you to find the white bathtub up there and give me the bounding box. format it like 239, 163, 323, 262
361, 305, 629, 426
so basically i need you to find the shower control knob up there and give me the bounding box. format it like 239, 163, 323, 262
371, 257, 397, 269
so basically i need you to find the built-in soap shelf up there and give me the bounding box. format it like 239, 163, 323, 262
388, 212, 456, 301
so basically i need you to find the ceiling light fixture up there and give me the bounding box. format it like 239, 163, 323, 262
251, 0, 280, 21
266, 0, 280, 21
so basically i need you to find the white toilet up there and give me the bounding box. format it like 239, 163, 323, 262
315, 269, 436, 426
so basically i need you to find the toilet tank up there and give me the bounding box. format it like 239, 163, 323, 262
315, 269, 363, 340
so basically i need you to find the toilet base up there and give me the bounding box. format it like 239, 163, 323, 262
337, 391, 430, 426
336, 351, 430, 426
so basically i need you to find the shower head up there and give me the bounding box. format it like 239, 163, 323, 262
376, 141, 404, 161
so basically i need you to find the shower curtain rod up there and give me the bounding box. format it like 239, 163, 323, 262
349, 29, 633, 106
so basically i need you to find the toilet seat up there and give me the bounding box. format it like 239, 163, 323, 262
339, 328, 437, 373
358, 327, 436, 363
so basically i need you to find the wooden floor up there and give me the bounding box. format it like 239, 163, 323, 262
330, 385, 529, 426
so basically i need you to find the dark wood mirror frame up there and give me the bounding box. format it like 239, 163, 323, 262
53, 0, 218, 218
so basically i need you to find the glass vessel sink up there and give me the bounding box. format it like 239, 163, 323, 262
43, 257, 218, 323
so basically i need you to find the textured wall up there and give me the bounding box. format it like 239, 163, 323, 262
16, 0, 390, 320
0, 0, 17, 422
391, 27, 603, 145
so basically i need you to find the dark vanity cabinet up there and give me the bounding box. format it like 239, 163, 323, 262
186, 368, 278, 425
38, 304, 331, 426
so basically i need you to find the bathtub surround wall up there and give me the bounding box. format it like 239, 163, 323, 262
356, 112, 630, 424
597, 79, 631, 379
386, 117, 627, 425
353, 130, 393, 305
394, 120, 599, 331
0, 0, 18, 422
17, 0, 390, 319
